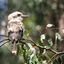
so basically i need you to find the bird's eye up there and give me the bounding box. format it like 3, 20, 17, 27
17, 14, 21, 16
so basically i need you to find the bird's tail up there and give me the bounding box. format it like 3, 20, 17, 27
12, 40, 17, 54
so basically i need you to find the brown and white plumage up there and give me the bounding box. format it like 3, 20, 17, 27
8, 21, 24, 41
7, 11, 28, 54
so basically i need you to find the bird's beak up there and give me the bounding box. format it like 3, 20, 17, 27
22, 15, 29, 18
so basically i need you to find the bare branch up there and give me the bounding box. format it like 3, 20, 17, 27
0, 39, 9, 43
0, 39, 10, 47
0, 35, 8, 37
47, 54, 58, 64
47, 52, 64, 64
23, 37, 57, 54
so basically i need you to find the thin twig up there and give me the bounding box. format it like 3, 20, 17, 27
0, 39, 9, 43
0, 39, 10, 47
47, 52, 64, 64
47, 54, 58, 64
57, 52, 64, 55
19, 40, 30, 49
0, 35, 8, 37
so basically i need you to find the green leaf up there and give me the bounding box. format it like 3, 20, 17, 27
55, 33, 63, 41
48, 38, 53, 46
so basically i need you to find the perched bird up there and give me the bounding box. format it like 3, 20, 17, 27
7, 11, 28, 54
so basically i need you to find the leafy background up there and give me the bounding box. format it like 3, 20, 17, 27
0, 0, 64, 64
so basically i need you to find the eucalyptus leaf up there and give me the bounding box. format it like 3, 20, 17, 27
55, 33, 63, 41
48, 38, 53, 46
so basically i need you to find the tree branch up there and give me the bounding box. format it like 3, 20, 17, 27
23, 37, 64, 64
0, 39, 10, 47
0, 35, 8, 37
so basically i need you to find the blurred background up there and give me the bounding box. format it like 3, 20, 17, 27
0, 0, 64, 64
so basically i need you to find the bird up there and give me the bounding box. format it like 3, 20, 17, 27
7, 11, 28, 54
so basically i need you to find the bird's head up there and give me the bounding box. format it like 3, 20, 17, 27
8, 11, 28, 21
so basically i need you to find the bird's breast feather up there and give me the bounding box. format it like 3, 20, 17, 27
7, 22, 24, 32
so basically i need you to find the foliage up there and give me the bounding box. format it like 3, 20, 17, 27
17, 29, 64, 64
0, 0, 64, 64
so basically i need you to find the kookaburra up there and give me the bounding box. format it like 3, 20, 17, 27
7, 11, 28, 54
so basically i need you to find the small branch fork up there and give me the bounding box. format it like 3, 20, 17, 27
22, 37, 64, 64
48, 52, 64, 64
